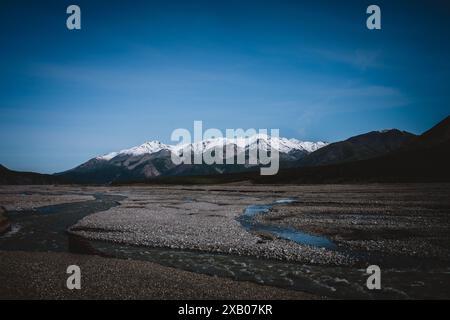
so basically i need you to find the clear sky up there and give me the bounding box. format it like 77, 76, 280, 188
1, 0, 449, 173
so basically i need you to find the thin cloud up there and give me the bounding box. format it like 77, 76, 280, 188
311, 48, 382, 70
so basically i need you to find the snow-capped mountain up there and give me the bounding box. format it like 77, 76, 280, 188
97, 141, 172, 160
6, 116, 450, 185
58, 134, 327, 183
97, 135, 327, 161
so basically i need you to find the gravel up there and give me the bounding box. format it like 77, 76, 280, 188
0, 250, 317, 299
69, 186, 355, 266
0, 185, 95, 211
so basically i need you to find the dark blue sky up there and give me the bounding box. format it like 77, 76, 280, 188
1, 0, 449, 173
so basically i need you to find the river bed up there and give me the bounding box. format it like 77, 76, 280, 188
1, 192, 449, 299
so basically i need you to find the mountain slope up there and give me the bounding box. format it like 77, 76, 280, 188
0, 165, 63, 185
216, 116, 450, 184
57, 135, 327, 184
56, 149, 178, 184
142, 115, 450, 184
406, 115, 450, 148
4, 116, 448, 185
297, 129, 416, 167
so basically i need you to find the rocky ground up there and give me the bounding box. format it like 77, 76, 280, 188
1, 183, 449, 299
256, 184, 450, 266
0, 185, 95, 211
69, 185, 354, 265
67, 184, 450, 267
0, 206, 9, 234
0, 250, 315, 299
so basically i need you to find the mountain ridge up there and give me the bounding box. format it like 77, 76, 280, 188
0, 164, 63, 185
297, 129, 417, 167
56, 135, 328, 184
2, 115, 449, 185
96, 135, 328, 161
144, 116, 450, 184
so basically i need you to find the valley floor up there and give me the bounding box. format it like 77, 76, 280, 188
0, 183, 449, 299
0, 250, 314, 299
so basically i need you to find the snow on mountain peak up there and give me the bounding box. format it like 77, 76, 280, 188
288, 139, 328, 153
97, 151, 119, 161
96, 136, 328, 161
96, 140, 170, 160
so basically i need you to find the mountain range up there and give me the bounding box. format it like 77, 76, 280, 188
163, 115, 450, 184
1, 115, 449, 184
55, 135, 328, 184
